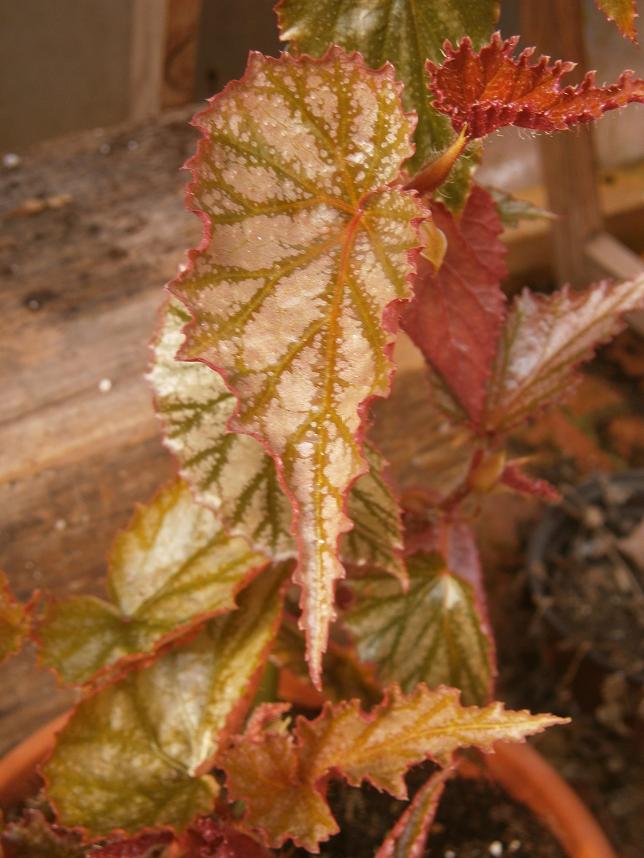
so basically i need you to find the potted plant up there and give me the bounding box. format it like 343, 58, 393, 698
2, 1, 644, 855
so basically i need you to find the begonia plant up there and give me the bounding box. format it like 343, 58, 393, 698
2, 1, 644, 855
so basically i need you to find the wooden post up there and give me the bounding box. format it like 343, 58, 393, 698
129, 0, 168, 122
162, 0, 202, 108
520, 0, 604, 286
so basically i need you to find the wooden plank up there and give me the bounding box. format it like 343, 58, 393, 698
0, 107, 198, 753
129, 0, 168, 121
520, 0, 604, 286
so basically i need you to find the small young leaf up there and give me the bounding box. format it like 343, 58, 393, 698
343, 552, 494, 705
484, 276, 644, 432
44, 565, 287, 836
486, 187, 556, 228
151, 303, 406, 584
221, 686, 566, 850
402, 185, 508, 425
0, 572, 27, 664
173, 49, 425, 684
374, 767, 452, 858
428, 33, 644, 139
276, 0, 499, 195
37, 479, 268, 685
594, 0, 638, 41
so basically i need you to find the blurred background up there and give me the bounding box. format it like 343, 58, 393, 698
1, 1, 643, 176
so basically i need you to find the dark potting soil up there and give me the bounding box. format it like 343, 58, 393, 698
533, 475, 644, 678
285, 772, 565, 858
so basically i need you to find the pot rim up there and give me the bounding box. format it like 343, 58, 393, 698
526, 469, 644, 683
0, 715, 617, 858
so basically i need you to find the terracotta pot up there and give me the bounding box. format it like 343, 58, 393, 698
481, 742, 617, 858
0, 713, 68, 810
0, 715, 617, 858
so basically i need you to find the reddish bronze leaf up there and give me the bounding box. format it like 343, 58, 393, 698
428, 33, 644, 139
402, 185, 507, 425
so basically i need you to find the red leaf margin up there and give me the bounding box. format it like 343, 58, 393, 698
165, 45, 429, 686
427, 33, 644, 139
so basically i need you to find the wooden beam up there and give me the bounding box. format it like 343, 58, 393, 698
520, 0, 604, 286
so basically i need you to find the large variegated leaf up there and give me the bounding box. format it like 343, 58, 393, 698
428, 34, 644, 139
594, 0, 638, 40
484, 276, 644, 432
221, 686, 566, 850
0, 572, 27, 664
343, 552, 493, 705
36, 479, 268, 685
173, 49, 425, 684
375, 767, 452, 858
44, 565, 286, 836
277, 0, 498, 201
150, 301, 405, 581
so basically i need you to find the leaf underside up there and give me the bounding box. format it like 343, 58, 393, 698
343, 552, 494, 705
0, 572, 27, 664
37, 479, 268, 685
276, 0, 499, 203
151, 301, 406, 584
44, 565, 286, 836
594, 0, 638, 41
221, 685, 565, 851
402, 184, 508, 425
484, 275, 644, 433
172, 48, 424, 684
428, 33, 644, 139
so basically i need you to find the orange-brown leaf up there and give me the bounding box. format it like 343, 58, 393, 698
221, 685, 566, 850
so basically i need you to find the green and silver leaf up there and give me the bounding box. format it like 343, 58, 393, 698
37, 478, 268, 685
44, 565, 286, 835
343, 552, 493, 705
